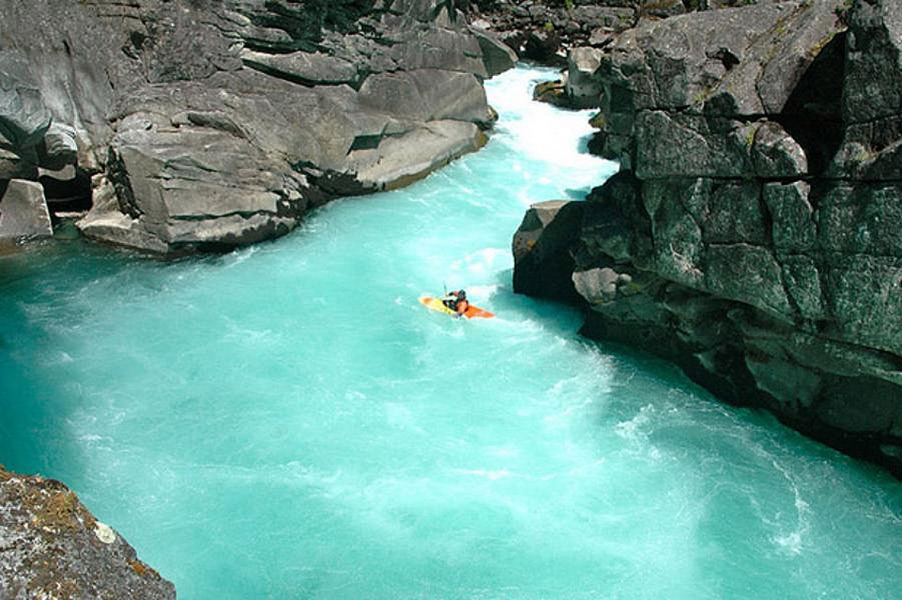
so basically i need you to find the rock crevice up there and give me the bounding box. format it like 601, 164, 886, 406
513, 0, 902, 477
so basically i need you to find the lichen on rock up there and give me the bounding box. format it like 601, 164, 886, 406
0, 465, 175, 599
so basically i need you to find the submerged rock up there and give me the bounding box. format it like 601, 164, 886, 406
0, 466, 175, 599
513, 0, 902, 477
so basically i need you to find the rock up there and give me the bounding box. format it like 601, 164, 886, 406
814, 377, 902, 435
0, 147, 35, 181
704, 243, 793, 319
512, 200, 568, 264
763, 181, 816, 254
533, 79, 569, 107
0, 466, 175, 599
634, 111, 756, 179
0, 50, 52, 151
573, 6, 636, 33
358, 69, 493, 126
348, 120, 487, 191
817, 182, 902, 261
471, 28, 518, 77
239, 50, 359, 86
390, 27, 489, 78
638, 0, 686, 19
744, 355, 822, 413
512, 0, 902, 477
0, 179, 52, 241
579, 170, 649, 265
566, 47, 603, 108
512, 200, 584, 301
588, 28, 614, 48
523, 29, 561, 63
780, 254, 825, 321
751, 121, 808, 177
78, 211, 171, 255
572, 267, 630, 304
38, 123, 78, 171
830, 1, 902, 179
0, 0, 504, 255
842, 0, 902, 124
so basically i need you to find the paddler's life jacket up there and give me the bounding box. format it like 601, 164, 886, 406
442, 290, 466, 311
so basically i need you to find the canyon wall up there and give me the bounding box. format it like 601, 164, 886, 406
513, 0, 902, 476
0, 0, 516, 254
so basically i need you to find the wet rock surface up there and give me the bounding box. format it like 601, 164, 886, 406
0, 466, 175, 599
513, 0, 902, 477
0, 0, 514, 255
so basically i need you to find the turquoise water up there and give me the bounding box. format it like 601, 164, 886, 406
2, 67, 901, 599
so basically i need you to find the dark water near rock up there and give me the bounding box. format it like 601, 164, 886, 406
1, 67, 901, 599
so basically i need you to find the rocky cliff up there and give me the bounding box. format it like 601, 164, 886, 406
469, 0, 776, 66
0, 0, 516, 254
513, 0, 902, 476
0, 466, 175, 599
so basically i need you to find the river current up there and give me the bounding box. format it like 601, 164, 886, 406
1, 67, 901, 599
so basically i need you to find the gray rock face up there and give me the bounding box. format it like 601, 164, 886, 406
38, 123, 78, 172
0, 179, 52, 242
513, 0, 902, 477
513, 200, 584, 301
471, 27, 518, 77
0, 0, 509, 255
0, 51, 52, 151
566, 47, 604, 108
0, 466, 175, 599
468, 0, 771, 63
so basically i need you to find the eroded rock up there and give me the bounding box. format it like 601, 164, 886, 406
566, 47, 604, 108
513, 0, 902, 477
0, 179, 52, 242
2, 0, 511, 255
0, 466, 175, 599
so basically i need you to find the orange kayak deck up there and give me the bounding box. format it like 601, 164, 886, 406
419, 296, 495, 319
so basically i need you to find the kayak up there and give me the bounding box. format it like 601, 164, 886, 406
419, 296, 495, 319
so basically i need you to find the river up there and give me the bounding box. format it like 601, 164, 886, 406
1, 66, 901, 599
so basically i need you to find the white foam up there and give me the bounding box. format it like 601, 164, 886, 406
223, 245, 258, 268
484, 67, 618, 199
615, 404, 656, 441
773, 531, 804, 555
454, 468, 511, 481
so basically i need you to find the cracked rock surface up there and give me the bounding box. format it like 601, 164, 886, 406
0, 0, 511, 254
513, 0, 902, 477
0, 466, 175, 599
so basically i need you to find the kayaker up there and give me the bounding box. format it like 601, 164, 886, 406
442, 289, 469, 316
